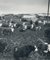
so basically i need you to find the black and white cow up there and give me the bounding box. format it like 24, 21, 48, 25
2, 28, 14, 35
14, 45, 38, 60
38, 42, 50, 58
21, 21, 34, 31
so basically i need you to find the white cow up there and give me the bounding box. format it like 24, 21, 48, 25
48, 44, 50, 52
9, 23, 12, 27
22, 22, 27, 30
31, 24, 34, 29
11, 28, 14, 32
38, 20, 42, 23
43, 21, 47, 25
0, 23, 2, 27
36, 26, 41, 31
14, 23, 17, 27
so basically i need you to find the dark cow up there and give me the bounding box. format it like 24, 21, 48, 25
3, 29, 12, 35
44, 28, 50, 43
14, 45, 38, 60
44, 28, 50, 38
2, 23, 9, 27
0, 40, 7, 53
35, 21, 38, 26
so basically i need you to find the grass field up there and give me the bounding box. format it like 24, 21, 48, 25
0, 15, 50, 60
0, 24, 50, 60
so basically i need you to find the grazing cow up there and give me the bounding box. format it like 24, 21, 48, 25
2, 29, 12, 35
2, 23, 9, 27
38, 42, 50, 58
48, 44, 50, 52
44, 28, 50, 38
31, 24, 34, 29
11, 28, 14, 32
35, 21, 38, 26
9, 22, 17, 28
0, 40, 7, 53
22, 22, 27, 30
22, 22, 34, 31
43, 20, 47, 25
44, 44, 50, 59
14, 23, 17, 27
19, 22, 27, 32
0, 23, 2, 27
9, 22, 14, 28
14, 45, 38, 60
35, 26, 41, 31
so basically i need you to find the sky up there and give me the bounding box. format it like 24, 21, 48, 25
0, 0, 49, 14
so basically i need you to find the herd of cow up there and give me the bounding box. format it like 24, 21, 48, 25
0, 15, 50, 60
0, 18, 42, 35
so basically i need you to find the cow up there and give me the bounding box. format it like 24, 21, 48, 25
13, 45, 38, 60
35, 26, 41, 31
0, 40, 7, 53
9, 22, 17, 28
21, 22, 34, 31
0, 23, 2, 27
22, 22, 27, 30
38, 42, 50, 58
48, 44, 50, 52
2, 28, 14, 35
11, 28, 14, 32
44, 44, 50, 59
